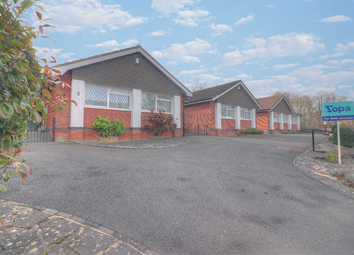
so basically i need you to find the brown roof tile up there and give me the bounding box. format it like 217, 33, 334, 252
257, 95, 284, 110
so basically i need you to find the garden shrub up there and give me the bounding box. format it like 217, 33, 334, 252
328, 168, 344, 175
239, 130, 245, 134
92, 116, 125, 137
345, 173, 354, 184
332, 126, 354, 148
323, 153, 338, 163
143, 109, 177, 136
244, 128, 263, 134
245, 129, 253, 134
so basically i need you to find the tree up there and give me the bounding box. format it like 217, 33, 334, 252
273, 90, 348, 126
0, 0, 73, 196
190, 78, 207, 92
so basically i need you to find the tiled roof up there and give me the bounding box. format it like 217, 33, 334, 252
54, 45, 192, 96
54, 45, 141, 67
185, 80, 241, 104
257, 95, 284, 110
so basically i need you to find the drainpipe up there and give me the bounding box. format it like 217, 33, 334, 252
183, 95, 188, 137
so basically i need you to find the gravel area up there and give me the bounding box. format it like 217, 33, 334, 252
294, 137, 354, 199
77, 137, 189, 149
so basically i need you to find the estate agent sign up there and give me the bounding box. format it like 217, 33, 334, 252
322, 101, 354, 121
322, 101, 354, 165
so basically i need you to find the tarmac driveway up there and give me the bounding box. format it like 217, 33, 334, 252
2, 133, 354, 254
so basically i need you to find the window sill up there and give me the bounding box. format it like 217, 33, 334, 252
85, 105, 131, 111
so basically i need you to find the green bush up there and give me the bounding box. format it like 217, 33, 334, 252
92, 116, 125, 137
245, 129, 253, 134
323, 153, 338, 163
239, 130, 245, 134
332, 126, 354, 148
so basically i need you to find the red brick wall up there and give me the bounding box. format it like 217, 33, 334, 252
256, 112, 269, 130
84, 108, 131, 128
83, 108, 131, 140
274, 122, 280, 130
185, 101, 215, 130
284, 123, 288, 130
291, 124, 297, 130
241, 120, 251, 129
221, 118, 235, 129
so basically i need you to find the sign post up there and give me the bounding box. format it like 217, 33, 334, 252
322, 101, 354, 165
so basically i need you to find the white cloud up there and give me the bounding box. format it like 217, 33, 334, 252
148, 30, 167, 36
334, 41, 354, 53
179, 69, 205, 75
338, 85, 352, 89
38, 0, 148, 34
223, 33, 325, 66
321, 15, 352, 23
34, 47, 75, 61
173, 9, 210, 27
87, 40, 119, 48
234, 14, 255, 26
151, 0, 194, 14
151, 38, 214, 63
209, 23, 233, 37
266, 4, 274, 8
273, 63, 299, 70
328, 59, 354, 66
223, 73, 253, 83
192, 74, 221, 84
121, 38, 138, 47
86, 39, 138, 49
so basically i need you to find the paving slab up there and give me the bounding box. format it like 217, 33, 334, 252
106, 243, 142, 255
73, 227, 119, 254
13, 209, 48, 228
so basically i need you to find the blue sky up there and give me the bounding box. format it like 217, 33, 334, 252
31, 0, 354, 99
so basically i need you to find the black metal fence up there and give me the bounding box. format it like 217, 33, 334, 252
24, 117, 55, 143
185, 124, 209, 136
310, 128, 354, 152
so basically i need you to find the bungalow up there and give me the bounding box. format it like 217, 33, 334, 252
49, 45, 193, 141
184, 80, 262, 136
256, 95, 300, 133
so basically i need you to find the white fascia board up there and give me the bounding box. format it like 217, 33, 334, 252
56, 47, 193, 98
56, 48, 138, 75
270, 96, 296, 115
211, 81, 262, 109
184, 99, 212, 106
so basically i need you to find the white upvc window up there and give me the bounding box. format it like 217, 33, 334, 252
240, 108, 251, 120
292, 116, 297, 124
283, 114, 288, 123
141, 93, 172, 113
274, 113, 280, 122
85, 84, 130, 110
221, 105, 235, 119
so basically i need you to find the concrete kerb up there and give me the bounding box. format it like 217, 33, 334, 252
0, 199, 159, 255
293, 141, 354, 200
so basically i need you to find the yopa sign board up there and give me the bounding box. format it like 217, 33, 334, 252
322, 101, 354, 121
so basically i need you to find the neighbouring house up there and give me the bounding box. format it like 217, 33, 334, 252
184, 80, 262, 136
49, 45, 193, 141
256, 95, 300, 133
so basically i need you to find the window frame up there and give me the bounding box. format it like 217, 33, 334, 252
221, 105, 235, 119
141, 92, 172, 114
84, 84, 131, 111
241, 108, 251, 120
274, 112, 280, 122
292, 116, 297, 124
283, 114, 288, 123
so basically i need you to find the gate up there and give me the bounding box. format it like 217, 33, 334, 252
184, 124, 209, 136
24, 117, 55, 142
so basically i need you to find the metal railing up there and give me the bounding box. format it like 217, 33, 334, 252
310, 128, 354, 152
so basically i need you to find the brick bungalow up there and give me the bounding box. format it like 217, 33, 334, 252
184, 80, 262, 136
50, 45, 193, 141
256, 95, 300, 133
